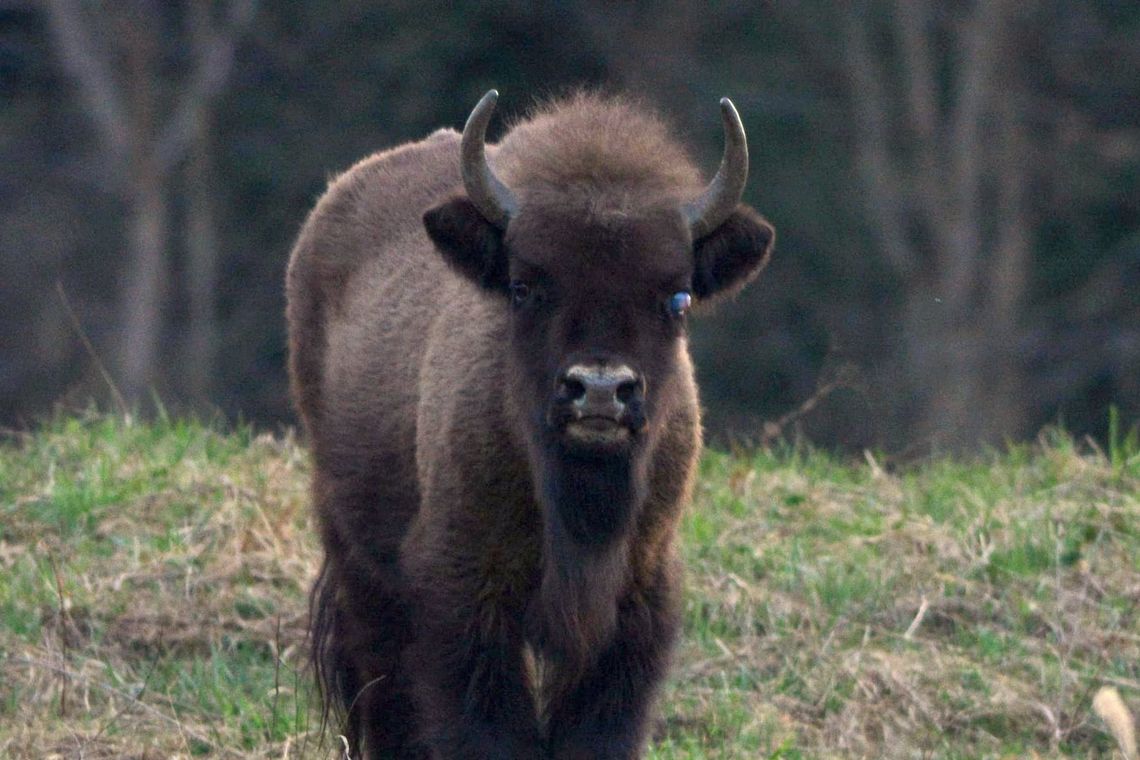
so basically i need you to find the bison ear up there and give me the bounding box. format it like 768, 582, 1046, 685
691, 205, 774, 302
423, 196, 509, 293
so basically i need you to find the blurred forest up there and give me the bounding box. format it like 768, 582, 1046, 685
1, 1, 1137, 452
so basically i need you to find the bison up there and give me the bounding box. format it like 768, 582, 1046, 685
287, 90, 774, 758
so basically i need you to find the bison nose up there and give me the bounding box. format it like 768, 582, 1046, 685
558, 364, 643, 418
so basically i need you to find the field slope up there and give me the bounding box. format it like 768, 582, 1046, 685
1, 414, 1138, 758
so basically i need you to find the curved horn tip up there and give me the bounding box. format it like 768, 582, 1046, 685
460, 88, 517, 229
466, 90, 499, 130
682, 96, 750, 240
720, 98, 744, 134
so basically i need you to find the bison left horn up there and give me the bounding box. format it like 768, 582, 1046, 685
682, 98, 749, 241
461, 90, 519, 229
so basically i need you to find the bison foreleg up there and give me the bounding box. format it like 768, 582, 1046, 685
544, 580, 681, 759
408, 588, 544, 758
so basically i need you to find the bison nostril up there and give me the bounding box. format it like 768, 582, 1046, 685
559, 364, 641, 412
561, 377, 587, 402
616, 379, 639, 405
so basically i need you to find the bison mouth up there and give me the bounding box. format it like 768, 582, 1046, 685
548, 407, 644, 455
563, 415, 633, 445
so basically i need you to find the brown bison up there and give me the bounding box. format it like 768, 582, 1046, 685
287, 90, 774, 758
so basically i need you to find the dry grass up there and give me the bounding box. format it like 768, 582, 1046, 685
0, 414, 319, 757
657, 432, 1140, 758
1, 414, 1138, 758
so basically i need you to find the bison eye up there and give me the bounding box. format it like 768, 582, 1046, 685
668, 291, 692, 319
509, 280, 531, 308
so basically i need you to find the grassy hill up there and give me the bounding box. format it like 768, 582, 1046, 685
1, 414, 1137, 758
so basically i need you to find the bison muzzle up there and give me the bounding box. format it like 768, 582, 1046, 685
287, 89, 774, 759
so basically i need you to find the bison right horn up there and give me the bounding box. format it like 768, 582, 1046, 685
682, 97, 749, 241
461, 90, 519, 229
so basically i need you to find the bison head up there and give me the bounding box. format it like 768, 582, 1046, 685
424, 91, 774, 546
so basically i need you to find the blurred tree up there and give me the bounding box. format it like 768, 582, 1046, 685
838, 0, 1140, 449
841, 0, 1033, 448
41, 0, 256, 401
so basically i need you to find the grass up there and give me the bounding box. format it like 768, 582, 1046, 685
1, 412, 1138, 758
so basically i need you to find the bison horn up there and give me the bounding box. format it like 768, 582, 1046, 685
461, 90, 519, 229
682, 97, 749, 241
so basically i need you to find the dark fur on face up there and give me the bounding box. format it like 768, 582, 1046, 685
289, 92, 774, 758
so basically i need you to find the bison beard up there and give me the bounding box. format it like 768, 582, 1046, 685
287, 90, 773, 758
536, 449, 645, 662
544, 445, 644, 546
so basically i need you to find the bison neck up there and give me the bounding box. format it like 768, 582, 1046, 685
543, 450, 644, 546
533, 450, 647, 671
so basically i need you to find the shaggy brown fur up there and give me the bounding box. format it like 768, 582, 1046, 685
287, 93, 774, 758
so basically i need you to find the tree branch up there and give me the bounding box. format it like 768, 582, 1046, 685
842, 3, 915, 276
892, 0, 949, 229
41, 0, 130, 160
941, 0, 1007, 303
989, 92, 1030, 327
153, 0, 259, 172
894, 0, 937, 144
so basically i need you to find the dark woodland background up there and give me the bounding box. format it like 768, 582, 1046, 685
2, 1, 1138, 452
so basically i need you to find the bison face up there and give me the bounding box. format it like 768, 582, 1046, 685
502, 204, 693, 460
424, 197, 774, 457
422, 90, 773, 544
425, 194, 771, 544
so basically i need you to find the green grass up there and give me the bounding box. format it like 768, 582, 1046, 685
0, 412, 315, 757
1, 412, 1138, 757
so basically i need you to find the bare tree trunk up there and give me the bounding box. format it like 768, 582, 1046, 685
844, 3, 915, 278
183, 1, 224, 404
120, 165, 169, 400
911, 0, 1009, 450
117, 5, 165, 401
980, 92, 1031, 439
184, 110, 219, 404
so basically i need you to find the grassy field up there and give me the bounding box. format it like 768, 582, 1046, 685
1, 413, 1138, 758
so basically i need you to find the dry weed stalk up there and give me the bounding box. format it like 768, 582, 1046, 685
1093, 686, 1137, 760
